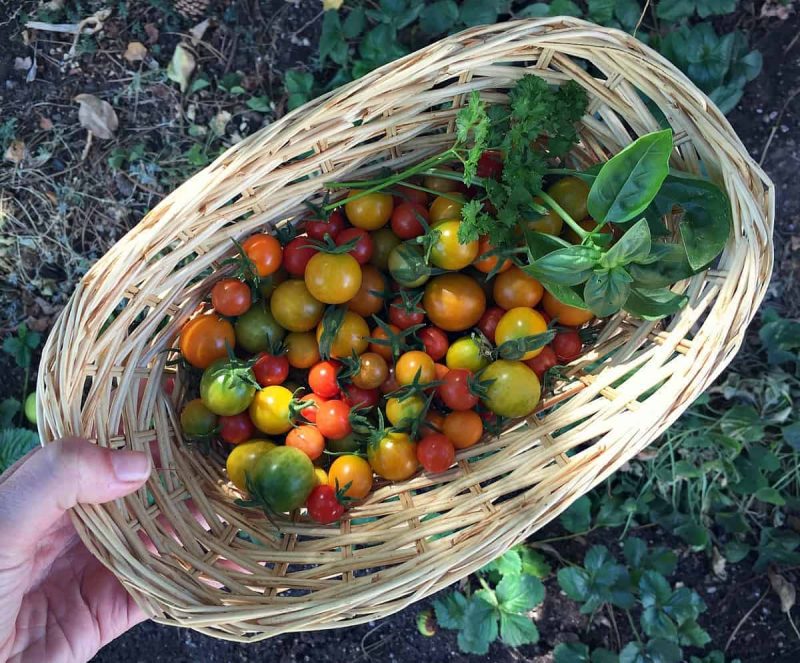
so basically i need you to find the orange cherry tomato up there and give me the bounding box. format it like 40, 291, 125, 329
492, 266, 544, 310
495, 307, 549, 360
428, 194, 464, 224
541, 291, 594, 327
179, 314, 235, 369
442, 410, 483, 449
348, 264, 387, 317
286, 425, 325, 461
242, 233, 282, 277
345, 191, 394, 230
285, 331, 320, 369
211, 278, 252, 317
423, 273, 486, 332
369, 323, 400, 361
395, 350, 436, 385
316, 310, 369, 358
473, 236, 512, 274
328, 454, 373, 499
368, 432, 418, 481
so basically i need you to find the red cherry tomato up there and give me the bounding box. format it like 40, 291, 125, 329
300, 393, 325, 423
437, 369, 479, 411
283, 237, 317, 277
552, 331, 582, 362
392, 184, 428, 207
477, 150, 504, 180
526, 345, 558, 380
336, 227, 374, 265
417, 433, 456, 473
305, 210, 347, 241
418, 326, 448, 361
316, 399, 352, 440
477, 306, 506, 344
219, 412, 255, 445
306, 484, 345, 524
253, 352, 289, 387
380, 365, 399, 395
309, 360, 340, 398
389, 296, 425, 330
211, 278, 252, 317
390, 202, 429, 240
342, 383, 379, 409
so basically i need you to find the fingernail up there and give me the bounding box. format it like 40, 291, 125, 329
110, 450, 151, 482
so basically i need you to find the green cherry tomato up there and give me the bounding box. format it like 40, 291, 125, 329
327, 432, 362, 454
226, 439, 276, 491
24, 392, 37, 425
200, 359, 257, 416
385, 394, 426, 428
547, 176, 590, 223
445, 336, 488, 372
234, 303, 286, 354
388, 243, 431, 288
370, 228, 402, 271
180, 398, 218, 437
480, 359, 541, 419
251, 446, 316, 512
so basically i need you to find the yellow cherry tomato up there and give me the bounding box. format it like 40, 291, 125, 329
285, 331, 321, 369
385, 395, 426, 427
249, 385, 294, 435
367, 431, 418, 481
305, 252, 363, 304
270, 280, 324, 332
481, 360, 541, 419
395, 350, 436, 385
445, 336, 488, 372
495, 307, 549, 360
429, 220, 479, 271
316, 310, 369, 358
345, 191, 394, 230
429, 194, 464, 224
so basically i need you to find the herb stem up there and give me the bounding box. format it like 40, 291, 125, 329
535, 189, 588, 240
624, 609, 643, 644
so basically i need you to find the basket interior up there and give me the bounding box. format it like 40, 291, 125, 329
38, 19, 773, 641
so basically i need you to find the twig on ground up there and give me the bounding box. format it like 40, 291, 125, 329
759, 88, 800, 165
725, 585, 769, 652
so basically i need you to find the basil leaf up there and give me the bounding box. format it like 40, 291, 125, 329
587, 129, 673, 224
524, 228, 571, 259
629, 243, 695, 288
600, 218, 651, 269
625, 287, 689, 321
544, 283, 588, 310
525, 245, 599, 286
584, 267, 632, 317
652, 173, 732, 270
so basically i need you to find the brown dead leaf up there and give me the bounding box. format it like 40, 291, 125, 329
123, 41, 147, 63
768, 567, 796, 613
4, 140, 26, 164
144, 22, 159, 45
210, 110, 231, 136
167, 43, 196, 93
39, 116, 54, 131
711, 547, 727, 579
74, 93, 119, 139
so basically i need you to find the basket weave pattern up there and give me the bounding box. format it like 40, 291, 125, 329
39, 18, 773, 641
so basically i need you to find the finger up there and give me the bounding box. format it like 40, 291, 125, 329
0, 437, 150, 554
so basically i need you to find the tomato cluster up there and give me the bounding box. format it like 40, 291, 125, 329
178, 173, 596, 524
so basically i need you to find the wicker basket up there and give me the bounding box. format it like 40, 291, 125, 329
38, 18, 773, 641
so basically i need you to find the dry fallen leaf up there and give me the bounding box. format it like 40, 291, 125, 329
14, 56, 32, 71
74, 93, 119, 139
4, 140, 26, 164
210, 110, 232, 136
189, 18, 210, 44
39, 116, 54, 131
769, 568, 797, 613
167, 43, 196, 93
322, 0, 344, 9
761, 0, 792, 19
123, 41, 147, 63
144, 22, 160, 45
711, 547, 727, 579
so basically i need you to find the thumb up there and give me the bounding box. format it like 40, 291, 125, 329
0, 437, 150, 552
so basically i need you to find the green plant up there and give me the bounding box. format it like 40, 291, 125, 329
432, 544, 549, 653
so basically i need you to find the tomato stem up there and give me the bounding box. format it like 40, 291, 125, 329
535, 189, 589, 240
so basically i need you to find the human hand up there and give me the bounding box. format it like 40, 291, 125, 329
0, 437, 151, 663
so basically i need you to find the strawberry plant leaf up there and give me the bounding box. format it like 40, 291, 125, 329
496, 573, 545, 613
432, 590, 468, 629
499, 611, 539, 647
560, 495, 592, 533
456, 594, 498, 655
0, 427, 39, 473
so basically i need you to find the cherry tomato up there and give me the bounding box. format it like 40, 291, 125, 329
391, 202, 429, 240
389, 296, 425, 330
352, 352, 389, 390
429, 220, 479, 271
442, 410, 483, 449
385, 394, 426, 427
477, 306, 505, 344
368, 432, 418, 481
314, 467, 329, 486
342, 383, 380, 409
548, 176, 590, 223
493, 267, 544, 310
526, 201, 563, 235
286, 425, 325, 461
445, 337, 488, 372
429, 195, 464, 225
300, 392, 325, 423
249, 385, 294, 434
379, 364, 399, 394
270, 280, 325, 332
211, 278, 251, 317
388, 243, 431, 288
316, 399, 352, 440
473, 236, 512, 274
368, 323, 401, 362
329, 455, 373, 499
481, 360, 541, 418
477, 150, 503, 179
327, 432, 361, 454
395, 350, 436, 385
423, 168, 461, 193
285, 331, 320, 369
541, 291, 593, 327
305, 252, 362, 305
309, 360, 341, 398
434, 362, 450, 383
252, 352, 289, 386
392, 184, 428, 207
234, 304, 286, 354
421, 409, 445, 436
336, 227, 374, 265
219, 412, 255, 444
316, 310, 369, 358
305, 210, 346, 241
369, 228, 402, 271
526, 345, 558, 380
417, 433, 456, 473
306, 484, 345, 524
437, 368, 479, 411
179, 315, 235, 369
258, 267, 287, 299
282, 237, 317, 277
242, 233, 282, 277
200, 359, 257, 415
251, 446, 315, 512
423, 273, 486, 332
552, 330, 583, 362
495, 307, 549, 360
348, 264, 387, 317
226, 439, 276, 491
180, 398, 217, 437
345, 191, 393, 230
418, 326, 448, 361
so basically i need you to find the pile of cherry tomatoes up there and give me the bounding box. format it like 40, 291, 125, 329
177, 169, 594, 525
